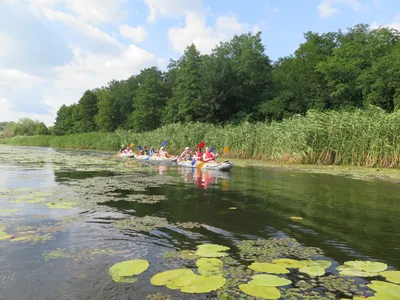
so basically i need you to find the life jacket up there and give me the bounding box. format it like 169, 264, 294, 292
196, 151, 203, 161
204, 152, 214, 160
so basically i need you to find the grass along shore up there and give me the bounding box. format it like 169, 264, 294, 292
2, 108, 400, 168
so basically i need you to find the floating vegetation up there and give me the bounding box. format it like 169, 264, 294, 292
151, 269, 226, 294
146, 293, 172, 300
109, 259, 149, 283
237, 238, 324, 262
291, 216, 304, 220
280, 288, 337, 300
163, 250, 199, 260
196, 258, 224, 276
195, 244, 230, 258
175, 222, 202, 229
367, 280, 400, 299
248, 262, 290, 274
45, 201, 77, 209
0, 230, 12, 240
44, 248, 117, 261
114, 216, 169, 232
248, 274, 292, 287
299, 265, 326, 277
10, 232, 53, 244
380, 270, 400, 284
336, 261, 388, 277
272, 258, 307, 269
239, 284, 281, 299
302, 259, 332, 269
317, 275, 369, 297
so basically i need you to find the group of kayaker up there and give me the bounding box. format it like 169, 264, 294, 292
177, 145, 217, 163
119, 144, 171, 158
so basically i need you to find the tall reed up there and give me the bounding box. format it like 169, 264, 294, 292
2, 107, 400, 168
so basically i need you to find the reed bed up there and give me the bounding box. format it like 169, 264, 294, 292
3, 108, 400, 168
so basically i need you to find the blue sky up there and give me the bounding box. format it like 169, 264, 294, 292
1, 0, 399, 125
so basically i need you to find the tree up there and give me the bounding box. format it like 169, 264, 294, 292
75, 90, 99, 132
35, 122, 49, 135
53, 105, 76, 135
128, 67, 170, 132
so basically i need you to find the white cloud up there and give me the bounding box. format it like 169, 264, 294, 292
371, 20, 400, 31
317, 0, 363, 18
0, 68, 41, 88
0, 32, 18, 57
272, 7, 280, 13
53, 44, 155, 90
41, 8, 123, 48
0, 97, 55, 125
168, 13, 249, 54
119, 24, 148, 43
144, 0, 204, 22
64, 0, 128, 24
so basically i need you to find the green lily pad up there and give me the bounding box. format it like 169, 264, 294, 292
249, 274, 292, 287
301, 259, 331, 269
299, 266, 325, 276
151, 269, 194, 286
239, 284, 281, 299
196, 258, 223, 276
25, 198, 46, 204
195, 244, 230, 258
45, 202, 76, 209
344, 261, 388, 273
180, 275, 226, 294
273, 258, 307, 269
0, 231, 11, 240
248, 262, 290, 274
109, 259, 149, 283
31, 192, 54, 197
368, 280, 400, 299
380, 270, 400, 284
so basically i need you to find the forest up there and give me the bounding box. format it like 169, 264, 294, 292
46, 24, 400, 135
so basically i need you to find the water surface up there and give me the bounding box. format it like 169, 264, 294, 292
0, 145, 399, 300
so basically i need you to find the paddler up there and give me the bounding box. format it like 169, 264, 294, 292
203, 147, 216, 163
178, 147, 192, 162
120, 145, 126, 153
159, 146, 169, 158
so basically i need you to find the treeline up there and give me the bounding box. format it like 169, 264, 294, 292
0, 119, 49, 138
42, 24, 400, 134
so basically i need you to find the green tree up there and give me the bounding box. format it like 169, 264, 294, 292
128, 67, 170, 132
53, 105, 76, 135
75, 90, 99, 132
35, 122, 49, 135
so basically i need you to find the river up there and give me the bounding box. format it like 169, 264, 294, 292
0, 145, 399, 300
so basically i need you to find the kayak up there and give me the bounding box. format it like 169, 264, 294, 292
117, 152, 135, 158
178, 160, 233, 171
135, 155, 178, 163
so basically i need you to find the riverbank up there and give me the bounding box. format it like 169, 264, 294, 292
2, 108, 400, 168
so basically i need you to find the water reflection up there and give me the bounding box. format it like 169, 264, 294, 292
177, 167, 231, 190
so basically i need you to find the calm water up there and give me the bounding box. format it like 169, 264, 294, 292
0, 145, 399, 300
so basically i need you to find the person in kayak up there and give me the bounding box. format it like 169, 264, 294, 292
149, 147, 156, 156
178, 147, 192, 162
194, 147, 203, 161
159, 146, 169, 158
120, 145, 126, 153
203, 147, 216, 163
142, 146, 149, 155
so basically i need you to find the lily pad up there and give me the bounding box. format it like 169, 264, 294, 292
45, 203, 75, 209
249, 274, 292, 287
248, 262, 290, 274
337, 261, 388, 277
109, 259, 149, 283
302, 259, 332, 269
368, 280, 400, 299
299, 266, 326, 276
179, 275, 226, 294
0, 209, 19, 214
196, 258, 223, 276
163, 250, 199, 260
151, 269, 194, 286
345, 261, 388, 273
115, 216, 169, 232
239, 284, 281, 299
195, 244, 230, 258
0, 231, 11, 240
273, 258, 307, 269
380, 270, 400, 284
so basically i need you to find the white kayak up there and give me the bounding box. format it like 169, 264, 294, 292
178, 160, 233, 171
135, 155, 178, 163
117, 152, 135, 158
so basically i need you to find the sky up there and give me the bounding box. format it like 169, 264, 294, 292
1, 0, 399, 126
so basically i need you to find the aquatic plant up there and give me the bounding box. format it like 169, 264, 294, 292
163, 250, 199, 260
196, 258, 224, 276
368, 280, 400, 299
114, 216, 169, 232
336, 261, 388, 277
299, 265, 326, 277
109, 259, 149, 283
248, 274, 292, 287
195, 244, 230, 258
175, 222, 202, 229
239, 284, 281, 299
248, 262, 290, 274
44, 248, 117, 261
380, 270, 400, 284
237, 237, 324, 262
272, 258, 307, 269
151, 269, 194, 286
